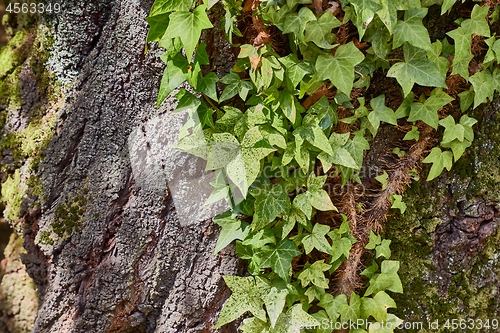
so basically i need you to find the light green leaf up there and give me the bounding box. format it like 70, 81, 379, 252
439, 115, 465, 144
315, 42, 365, 95
282, 7, 317, 43
470, 69, 495, 109
307, 189, 337, 211
213, 211, 250, 254
338, 292, 361, 323
403, 126, 420, 141
426, 41, 450, 78
390, 194, 407, 214
360, 291, 396, 322
387, 44, 446, 97
446, 26, 473, 79
458, 88, 474, 112
393, 8, 431, 51
240, 317, 270, 333
349, 0, 382, 39
260, 239, 301, 282
375, 239, 392, 259
297, 260, 331, 288
278, 54, 313, 88
216, 276, 269, 327
272, 303, 320, 333
368, 95, 397, 135
365, 231, 382, 249
164, 5, 213, 60
304, 286, 326, 303
462, 5, 490, 37
302, 223, 332, 254
263, 284, 289, 328
294, 124, 334, 156
441, 0, 457, 14
318, 146, 359, 171
318, 293, 347, 322
422, 147, 453, 181
149, 0, 195, 16
304, 12, 342, 48
375, 171, 388, 190
408, 89, 454, 129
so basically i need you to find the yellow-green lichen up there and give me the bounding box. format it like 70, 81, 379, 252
51, 191, 89, 238
1, 170, 24, 223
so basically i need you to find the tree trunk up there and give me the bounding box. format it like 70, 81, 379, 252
0, 1, 499, 333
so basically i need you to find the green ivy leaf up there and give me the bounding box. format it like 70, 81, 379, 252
149, 0, 195, 16
360, 291, 396, 322
272, 303, 320, 333
439, 115, 464, 144
294, 124, 334, 156
253, 184, 291, 231
240, 317, 270, 333
469, 69, 495, 109
387, 44, 447, 97
368, 314, 404, 333
318, 293, 347, 322
216, 276, 269, 328
441, 0, 457, 15
390, 194, 407, 214
446, 26, 473, 79
462, 4, 490, 37
304, 12, 342, 48
315, 42, 365, 95
302, 223, 332, 254
213, 211, 250, 254
278, 54, 313, 88
146, 13, 171, 42
403, 126, 420, 141
260, 239, 301, 282
349, 0, 382, 39
365, 231, 382, 250
164, 4, 213, 60
262, 283, 289, 328
338, 292, 361, 323
375, 171, 388, 190
367, 95, 397, 135
157, 53, 189, 106
297, 260, 331, 288
375, 239, 392, 259
458, 88, 474, 112
408, 89, 454, 129
422, 147, 453, 181
393, 8, 432, 51
220, 72, 253, 102
282, 7, 317, 43
198, 72, 219, 101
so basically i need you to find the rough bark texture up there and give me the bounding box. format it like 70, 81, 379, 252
1, 1, 500, 333
1, 1, 243, 332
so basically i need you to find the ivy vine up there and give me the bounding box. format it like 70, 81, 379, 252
146, 0, 500, 331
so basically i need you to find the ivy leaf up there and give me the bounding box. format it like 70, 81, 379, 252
441, 0, 457, 15
367, 95, 397, 135
294, 124, 334, 156
368, 314, 404, 333
293, 193, 312, 219
338, 292, 361, 323
213, 211, 250, 254
375, 171, 388, 190
403, 125, 420, 141
253, 184, 291, 231
146, 13, 171, 42
422, 147, 453, 181
458, 89, 474, 112
315, 42, 365, 95
393, 8, 432, 51
149, 0, 195, 15
469, 69, 495, 109
304, 286, 326, 303
164, 4, 213, 60
240, 318, 270, 333
157, 53, 189, 106
441, 139, 471, 162
260, 239, 301, 282
343, 132, 370, 168
272, 303, 320, 333
365, 231, 382, 249
375, 239, 392, 259
446, 26, 473, 79
318, 146, 359, 171
304, 12, 342, 48
278, 54, 313, 88
360, 291, 396, 322
462, 4, 490, 37
349, 0, 382, 39
377, 0, 421, 34
302, 223, 332, 254
262, 283, 289, 328
297, 260, 332, 288
198, 72, 219, 101
426, 41, 450, 78
387, 44, 446, 97
216, 276, 269, 327
390, 194, 407, 214
282, 7, 317, 43
408, 89, 454, 129
220, 72, 253, 102
306, 174, 337, 211
318, 293, 347, 322
439, 115, 464, 144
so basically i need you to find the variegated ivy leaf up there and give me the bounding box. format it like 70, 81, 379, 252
302, 223, 332, 254
215, 276, 270, 328
297, 260, 332, 288
259, 239, 301, 282
262, 282, 289, 328
252, 184, 291, 231
272, 304, 320, 333
213, 211, 250, 254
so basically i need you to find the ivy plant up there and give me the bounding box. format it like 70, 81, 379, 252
146, 0, 500, 331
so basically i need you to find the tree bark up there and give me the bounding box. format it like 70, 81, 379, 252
1, 1, 500, 333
